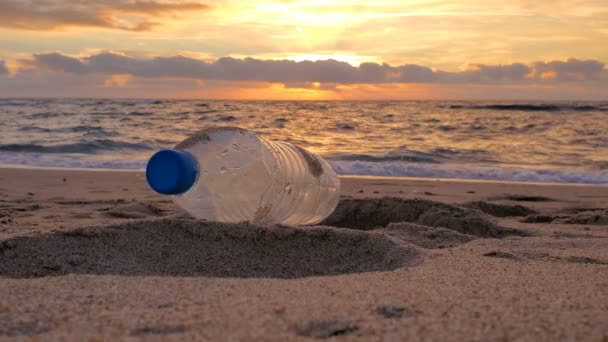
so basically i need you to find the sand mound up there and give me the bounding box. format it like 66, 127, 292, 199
0, 218, 420, 279
381, 222, 475, 249
523, 208, 608, 226
524, 210, 608, 225
323, 197, 528, 238
554, 211, 608, 225
464, 201, 537, 217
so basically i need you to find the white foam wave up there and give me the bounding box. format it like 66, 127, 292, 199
329, 160, 608, 184
0, 154, 146, 170
2, 154, 608, 184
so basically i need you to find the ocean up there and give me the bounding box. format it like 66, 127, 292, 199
1, 99, 607, 184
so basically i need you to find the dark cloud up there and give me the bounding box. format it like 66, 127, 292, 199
0, 0, 210, 32
461, 63, 531, 82
27, 52, 607, 85
0, 60, 8, 75
392, 64, 437, 83
32, 53, 87, 74
531, 58, 605, 81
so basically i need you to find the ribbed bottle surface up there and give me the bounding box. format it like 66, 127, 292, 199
171, 127, 340, 225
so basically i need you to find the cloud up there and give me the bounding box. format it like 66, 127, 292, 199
26, 52, 607, 86
31, 53, 88, 74
460, 63, 532, 82
0, 0, 210, 32
0, 71, 208, 98
103, 74, 132, 87
0, 60, 8, 75
530, 58, 605, 81
3, 71, 606, 100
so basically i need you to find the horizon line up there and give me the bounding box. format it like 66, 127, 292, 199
1, 97, 606, 102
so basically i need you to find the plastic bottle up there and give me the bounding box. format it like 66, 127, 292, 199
145, 127, 340, 225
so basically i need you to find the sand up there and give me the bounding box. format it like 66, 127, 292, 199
0, 167, 607, 340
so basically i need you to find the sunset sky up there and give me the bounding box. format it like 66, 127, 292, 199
0, 0, 607, 99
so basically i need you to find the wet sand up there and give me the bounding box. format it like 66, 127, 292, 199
0, 167, 607, 340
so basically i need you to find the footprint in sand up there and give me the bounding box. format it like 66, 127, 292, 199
483, 250, 608, 265
294, 320, 358, 339
376, 306, 417, 319
104, 203, 166, 219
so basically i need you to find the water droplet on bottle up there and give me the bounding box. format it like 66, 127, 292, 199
220, 166, 227, 174
232, 143, 240, 151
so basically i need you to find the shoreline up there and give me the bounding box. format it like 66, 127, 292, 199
1, 164, 607, 188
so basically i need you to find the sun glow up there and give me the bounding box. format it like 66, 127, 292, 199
286, 54, 379, 67
227, 83, 338, 100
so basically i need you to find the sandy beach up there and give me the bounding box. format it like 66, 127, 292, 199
0, 167, 607, 340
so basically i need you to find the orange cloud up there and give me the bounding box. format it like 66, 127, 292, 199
0, 60, 8, 76
0, 0, 210, 32
540, 71, 558, 80
103, 74, 132, 87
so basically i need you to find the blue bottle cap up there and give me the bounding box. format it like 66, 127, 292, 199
146, 149, 199, 195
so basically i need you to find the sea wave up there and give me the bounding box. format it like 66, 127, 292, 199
1, 99, 607, 184
447, 104, 607, 112
1, 153, 606, 184
327, 152, 441, 163
18, 125, 118, 136
327, 148, 496, 164
0, 154, 147, 170
0, 139, 152, 154
18, 126, 53, 133
329, 160, 608, 184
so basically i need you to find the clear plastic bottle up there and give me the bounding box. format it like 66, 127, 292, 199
146, 127, 340, 225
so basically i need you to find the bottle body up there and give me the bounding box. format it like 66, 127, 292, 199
160, 127, 340, 225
